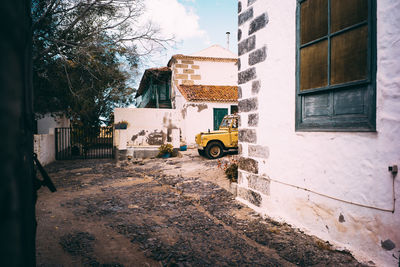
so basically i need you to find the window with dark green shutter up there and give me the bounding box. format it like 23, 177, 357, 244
213, 108, 228, 130
296, 0, 376, 131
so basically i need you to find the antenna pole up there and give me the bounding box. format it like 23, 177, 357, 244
226, 32, 230, 50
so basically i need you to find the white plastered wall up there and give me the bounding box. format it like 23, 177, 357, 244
180, 101, 237, 145
191, 60, 237, 86
114, 108, 181, 149
35, 113, 68, 165
237, 1, 400, 266
34, 133, 55, 166
114, 103, 237, 149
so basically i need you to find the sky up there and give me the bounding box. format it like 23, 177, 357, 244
141, 0, 238, 69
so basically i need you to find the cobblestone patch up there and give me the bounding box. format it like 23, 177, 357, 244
59, 231, 123, 267
36, 150, 367, 266
59, 232, 96, 256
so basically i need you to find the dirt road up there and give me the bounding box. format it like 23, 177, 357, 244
36, 149, 366, 266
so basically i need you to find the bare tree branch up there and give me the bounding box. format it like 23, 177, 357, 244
32, 0, 173, 126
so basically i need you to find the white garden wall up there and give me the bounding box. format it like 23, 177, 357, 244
34, 133, 55, 166
114, 108, 180, 150
114, 101, 237, 150
237, 1, 400, 266
37, 113, 70, 134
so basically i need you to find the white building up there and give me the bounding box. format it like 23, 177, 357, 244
114, 45, 238, 154
168, 45, 238, 144
236, 1, 400, 266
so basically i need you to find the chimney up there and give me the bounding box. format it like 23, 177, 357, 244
226, 32, 230, 50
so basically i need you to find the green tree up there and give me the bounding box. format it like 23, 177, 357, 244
32, 0, 171, 126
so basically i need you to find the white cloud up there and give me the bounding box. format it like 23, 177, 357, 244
144, 0, 208, 42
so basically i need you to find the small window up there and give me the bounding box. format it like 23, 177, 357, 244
296, 0, 376, 131
230, 105, 238, 114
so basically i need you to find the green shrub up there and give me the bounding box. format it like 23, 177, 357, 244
218, 157, 238, 182
225, 163, 238, 182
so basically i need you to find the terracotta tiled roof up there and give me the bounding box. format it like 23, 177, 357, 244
177, 85, 238, 102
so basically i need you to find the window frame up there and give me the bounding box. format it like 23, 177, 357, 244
295, 0, 376, 132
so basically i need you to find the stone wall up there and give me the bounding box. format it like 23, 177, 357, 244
172, 59, 200, 86
237, 0, 270, 209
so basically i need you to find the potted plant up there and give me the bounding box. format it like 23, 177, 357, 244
114, 120, 128, 129
158, 144, 173, 158
180, 140, 187, 151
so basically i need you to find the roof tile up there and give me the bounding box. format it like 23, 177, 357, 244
178, 85, 238, 102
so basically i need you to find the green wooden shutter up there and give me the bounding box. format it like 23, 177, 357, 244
213, 108, 228, 130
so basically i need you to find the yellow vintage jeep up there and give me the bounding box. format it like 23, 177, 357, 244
195, 114, 238, 159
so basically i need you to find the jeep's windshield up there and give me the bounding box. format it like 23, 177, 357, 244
220, 118, 232, 128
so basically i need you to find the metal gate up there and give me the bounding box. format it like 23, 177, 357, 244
55, 127, 114, 160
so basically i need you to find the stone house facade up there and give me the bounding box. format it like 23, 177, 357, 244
236, 0, 400, 266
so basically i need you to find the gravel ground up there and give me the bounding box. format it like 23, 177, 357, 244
36, 149, 368, 266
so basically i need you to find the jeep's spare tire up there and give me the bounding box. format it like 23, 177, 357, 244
205, 141, 223, 159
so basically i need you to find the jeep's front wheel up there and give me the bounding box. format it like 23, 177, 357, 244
205, 141, 224, 159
